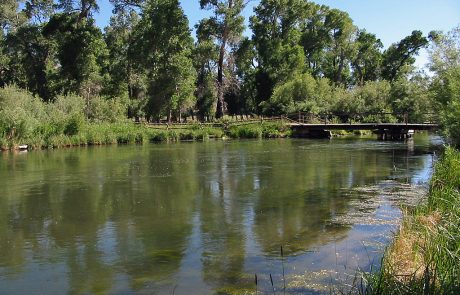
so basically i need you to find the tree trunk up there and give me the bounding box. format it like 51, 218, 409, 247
216, 39, 226, 119
336, 50, 345, 84
215, 0, 233, 119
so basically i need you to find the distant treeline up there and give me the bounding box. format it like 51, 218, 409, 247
0, 1, 459, 143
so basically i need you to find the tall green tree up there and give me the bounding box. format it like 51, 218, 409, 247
228, 37, 257, 116
1, 0, 56, 99
138, 0, 195, 121
193, 20, 219, 121
300, 2, 330, 77
104, 9, 139, 99
3, 24, 57, 100
43, 13, 109, 100
24, 0, 55, 24
57, 0, 99, 22
250, 0, 306, 110
322, 8, 356, 85
199, 0, 246, 119
429, 26, 460, 144
0, 0, 26, 31
352, 30, 383, 85
381, 30, 431, 81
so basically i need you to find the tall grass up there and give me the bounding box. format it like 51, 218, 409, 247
1, 85, 291, 151
361, 147, 460, 294
227, 122, 291, 139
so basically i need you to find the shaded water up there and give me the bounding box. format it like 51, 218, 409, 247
0, 135, 441, 294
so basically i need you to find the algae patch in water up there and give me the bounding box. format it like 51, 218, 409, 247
330, 181, 427, 227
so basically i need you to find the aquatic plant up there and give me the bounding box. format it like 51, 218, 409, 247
360, 147, 460, 294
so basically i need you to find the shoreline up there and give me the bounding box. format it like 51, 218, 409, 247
364, 147, 460, 294
0, 121, 382, 152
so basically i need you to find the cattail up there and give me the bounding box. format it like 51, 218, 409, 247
270, 273, 276, 295
281, 246, 286, 295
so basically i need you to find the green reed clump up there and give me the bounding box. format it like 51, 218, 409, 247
361, 147, 460, 295
262, 122, 291, 138
147, 129, 169, 142
0, 137, 8, 150
228, 124, 263, 138
179, 130, 196, 141
227, 122, 290, 139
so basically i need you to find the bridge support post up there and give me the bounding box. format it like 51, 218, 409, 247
376, 128, 414, 141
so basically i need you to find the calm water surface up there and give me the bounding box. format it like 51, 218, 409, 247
0, 135, 441, 294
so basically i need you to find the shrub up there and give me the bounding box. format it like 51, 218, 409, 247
0, 85, 48, 141
64, 114, 85, 136
148, 130, 168, 142
228, 125, 262, 139
87, 96, 127, 123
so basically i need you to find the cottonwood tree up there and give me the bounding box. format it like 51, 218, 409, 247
352, 30, 383, 85
193, 20, 219, 121
104, 9, 140, 99
250, 0, 306, 109
322, 8, 357, 85
382, 30, 432, 81
138, 0, 196, 121
199, 0, 246, 119
428, 26, 460, 144
43, 13, 109, 101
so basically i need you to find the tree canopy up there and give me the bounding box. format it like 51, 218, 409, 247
0, 0, 448, 126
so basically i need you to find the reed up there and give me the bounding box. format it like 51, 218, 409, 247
270, 273, 276, 295
361, 147, 460, 294
281, 246, 286, 295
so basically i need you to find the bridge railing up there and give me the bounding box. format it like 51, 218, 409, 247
138, 112, 439, 129
283, 112, 440, 125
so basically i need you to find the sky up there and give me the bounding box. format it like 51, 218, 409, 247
94, 0, 460, 68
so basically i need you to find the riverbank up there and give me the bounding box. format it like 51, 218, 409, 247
0, 121, 292, 151
365, 147, 460, 294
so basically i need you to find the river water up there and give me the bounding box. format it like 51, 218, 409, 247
0, 135, 442, 294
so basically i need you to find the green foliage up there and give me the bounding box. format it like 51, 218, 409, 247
0, 0, 451, 141
227, 122, 289, 139
365, 148, 460, 294
199, 0, 246, 118
442, 97, 460, 146
390, 75, 434, 122
381, 30, 431, 81
43, 13, 109, 99
262, 73, 334, 115
64, 113, 84, 136
86, 96, 127, 123
0, 85, 47, 141
429, 27, 460, 145
228, 124, 262, 139
138, 0, 196, 120
352, 30, 383, 85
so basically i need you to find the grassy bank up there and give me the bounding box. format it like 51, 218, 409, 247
364, 147, 460, 294
0, 121, 291, 151
0, 85, 292, 151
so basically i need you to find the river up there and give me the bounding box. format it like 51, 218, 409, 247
0, 135, 442, 294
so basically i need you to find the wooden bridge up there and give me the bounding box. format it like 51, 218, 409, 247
145, 111, 440, 140
282, 112, 439, 139
288, 122, 438, 139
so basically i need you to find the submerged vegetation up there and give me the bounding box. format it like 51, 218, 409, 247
363, 147, 460, 294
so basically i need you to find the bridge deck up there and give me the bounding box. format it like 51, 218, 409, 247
288, 123, 439, 130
